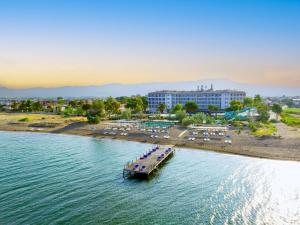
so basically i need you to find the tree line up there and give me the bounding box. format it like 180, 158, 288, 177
4, 96, 149, 124
2, 94, 283, 127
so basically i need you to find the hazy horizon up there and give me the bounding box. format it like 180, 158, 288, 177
0, 78, 300, 90
1, 78, 299, 98
0, 0, 299, 89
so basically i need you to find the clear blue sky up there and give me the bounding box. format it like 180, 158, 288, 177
0, 0, 299, 88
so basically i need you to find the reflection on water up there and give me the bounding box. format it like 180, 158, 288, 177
0, 131, 299, 225
193, 160, 300, 225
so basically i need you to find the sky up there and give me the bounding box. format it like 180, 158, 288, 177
0, 0, 299, 88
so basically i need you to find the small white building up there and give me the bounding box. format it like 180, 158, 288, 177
292, 98, 300, 107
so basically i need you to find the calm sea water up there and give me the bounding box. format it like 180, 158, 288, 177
0, 131, 299, 225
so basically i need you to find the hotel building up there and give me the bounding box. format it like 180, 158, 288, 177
147, 85, 246, 113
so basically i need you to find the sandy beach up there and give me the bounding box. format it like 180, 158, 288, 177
1, 113, 300, 161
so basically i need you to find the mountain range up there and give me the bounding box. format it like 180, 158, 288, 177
0, 79, 299, 98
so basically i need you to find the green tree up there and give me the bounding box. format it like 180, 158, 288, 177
68, 100, 78, 108
141, 96, 148, 111
126, 97, 136, 109
87, 99, 106, 123
92, 99, 106, 116
205, 115, 216, 124
175, 110, 187, 123
11, 101, 19, 111
82, 103, 92, 111
254, 94, 263, 106
63, 106, 74, 116
182, 117, 195, 126
57, 97, 65, 105
157, 103, 166, 113
105, 97, 121, 117
19, 101, 26, 112
121, 108, 132, 119
229, 100, 243, 111
87, 114, 101, 124
257, 103, 270, 123
243, 97, 254, 107
74, 107, 85, 116
19, 100, 33, 112
208, 105, 219, 117
171, 103, 183, 113
185, 101, 198, 114
116, 96, 129, 104
125, 97, 144, 113
272, 103, 282, 120
32, 101, 43, 112
191, 112, 206, 124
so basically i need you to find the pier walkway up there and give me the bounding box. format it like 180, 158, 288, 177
123, 145, 175, 178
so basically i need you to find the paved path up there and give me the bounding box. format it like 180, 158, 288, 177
178, 129, 187, 138
275, 122, 300, 138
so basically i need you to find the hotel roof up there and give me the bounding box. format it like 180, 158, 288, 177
148, 89, 246, 94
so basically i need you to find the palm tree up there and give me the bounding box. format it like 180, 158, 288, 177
157, 103, 166, 114
171, 103, 183, 113
185, 101, 198, 114
208, 105, 219, 117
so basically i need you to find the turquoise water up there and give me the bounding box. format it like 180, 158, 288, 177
0, 131, 299, 225
143, 121, 176, 127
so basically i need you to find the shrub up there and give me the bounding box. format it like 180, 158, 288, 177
232, 120, 242, 128
253, 123, 277, 137
256, 103, 270, 122
191, 112, 206, 124
121, 109, 132, 120
205, 115, 215, 124
182, 117, 195, 126
87, 114, 101, 124
248, 121, 260, 132
19, 117, 30, 122
176, 110, 187, 123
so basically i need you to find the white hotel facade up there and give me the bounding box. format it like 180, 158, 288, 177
147, 86, 246, 113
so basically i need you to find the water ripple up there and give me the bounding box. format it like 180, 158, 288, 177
0, 131, 299, 225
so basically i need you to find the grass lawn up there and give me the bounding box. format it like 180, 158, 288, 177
283, 108, 300, 115
281, 113, 300, 128
253, 123, 277, 137
0, 112, 87, 124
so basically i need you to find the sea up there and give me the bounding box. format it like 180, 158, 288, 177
0, 131, 299, 225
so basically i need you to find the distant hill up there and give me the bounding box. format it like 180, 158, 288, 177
0, 79, 299, 98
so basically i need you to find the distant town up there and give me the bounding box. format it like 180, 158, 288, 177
0, 85, 299, 115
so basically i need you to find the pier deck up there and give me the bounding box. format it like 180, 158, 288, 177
123, 145, 175, 178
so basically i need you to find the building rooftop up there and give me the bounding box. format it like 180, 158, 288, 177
148, 89, 245, 94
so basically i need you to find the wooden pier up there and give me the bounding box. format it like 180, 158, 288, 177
123, 145, 175, 178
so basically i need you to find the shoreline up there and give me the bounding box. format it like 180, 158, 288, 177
0, 112, 299, 162
1, 126, 300, 162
